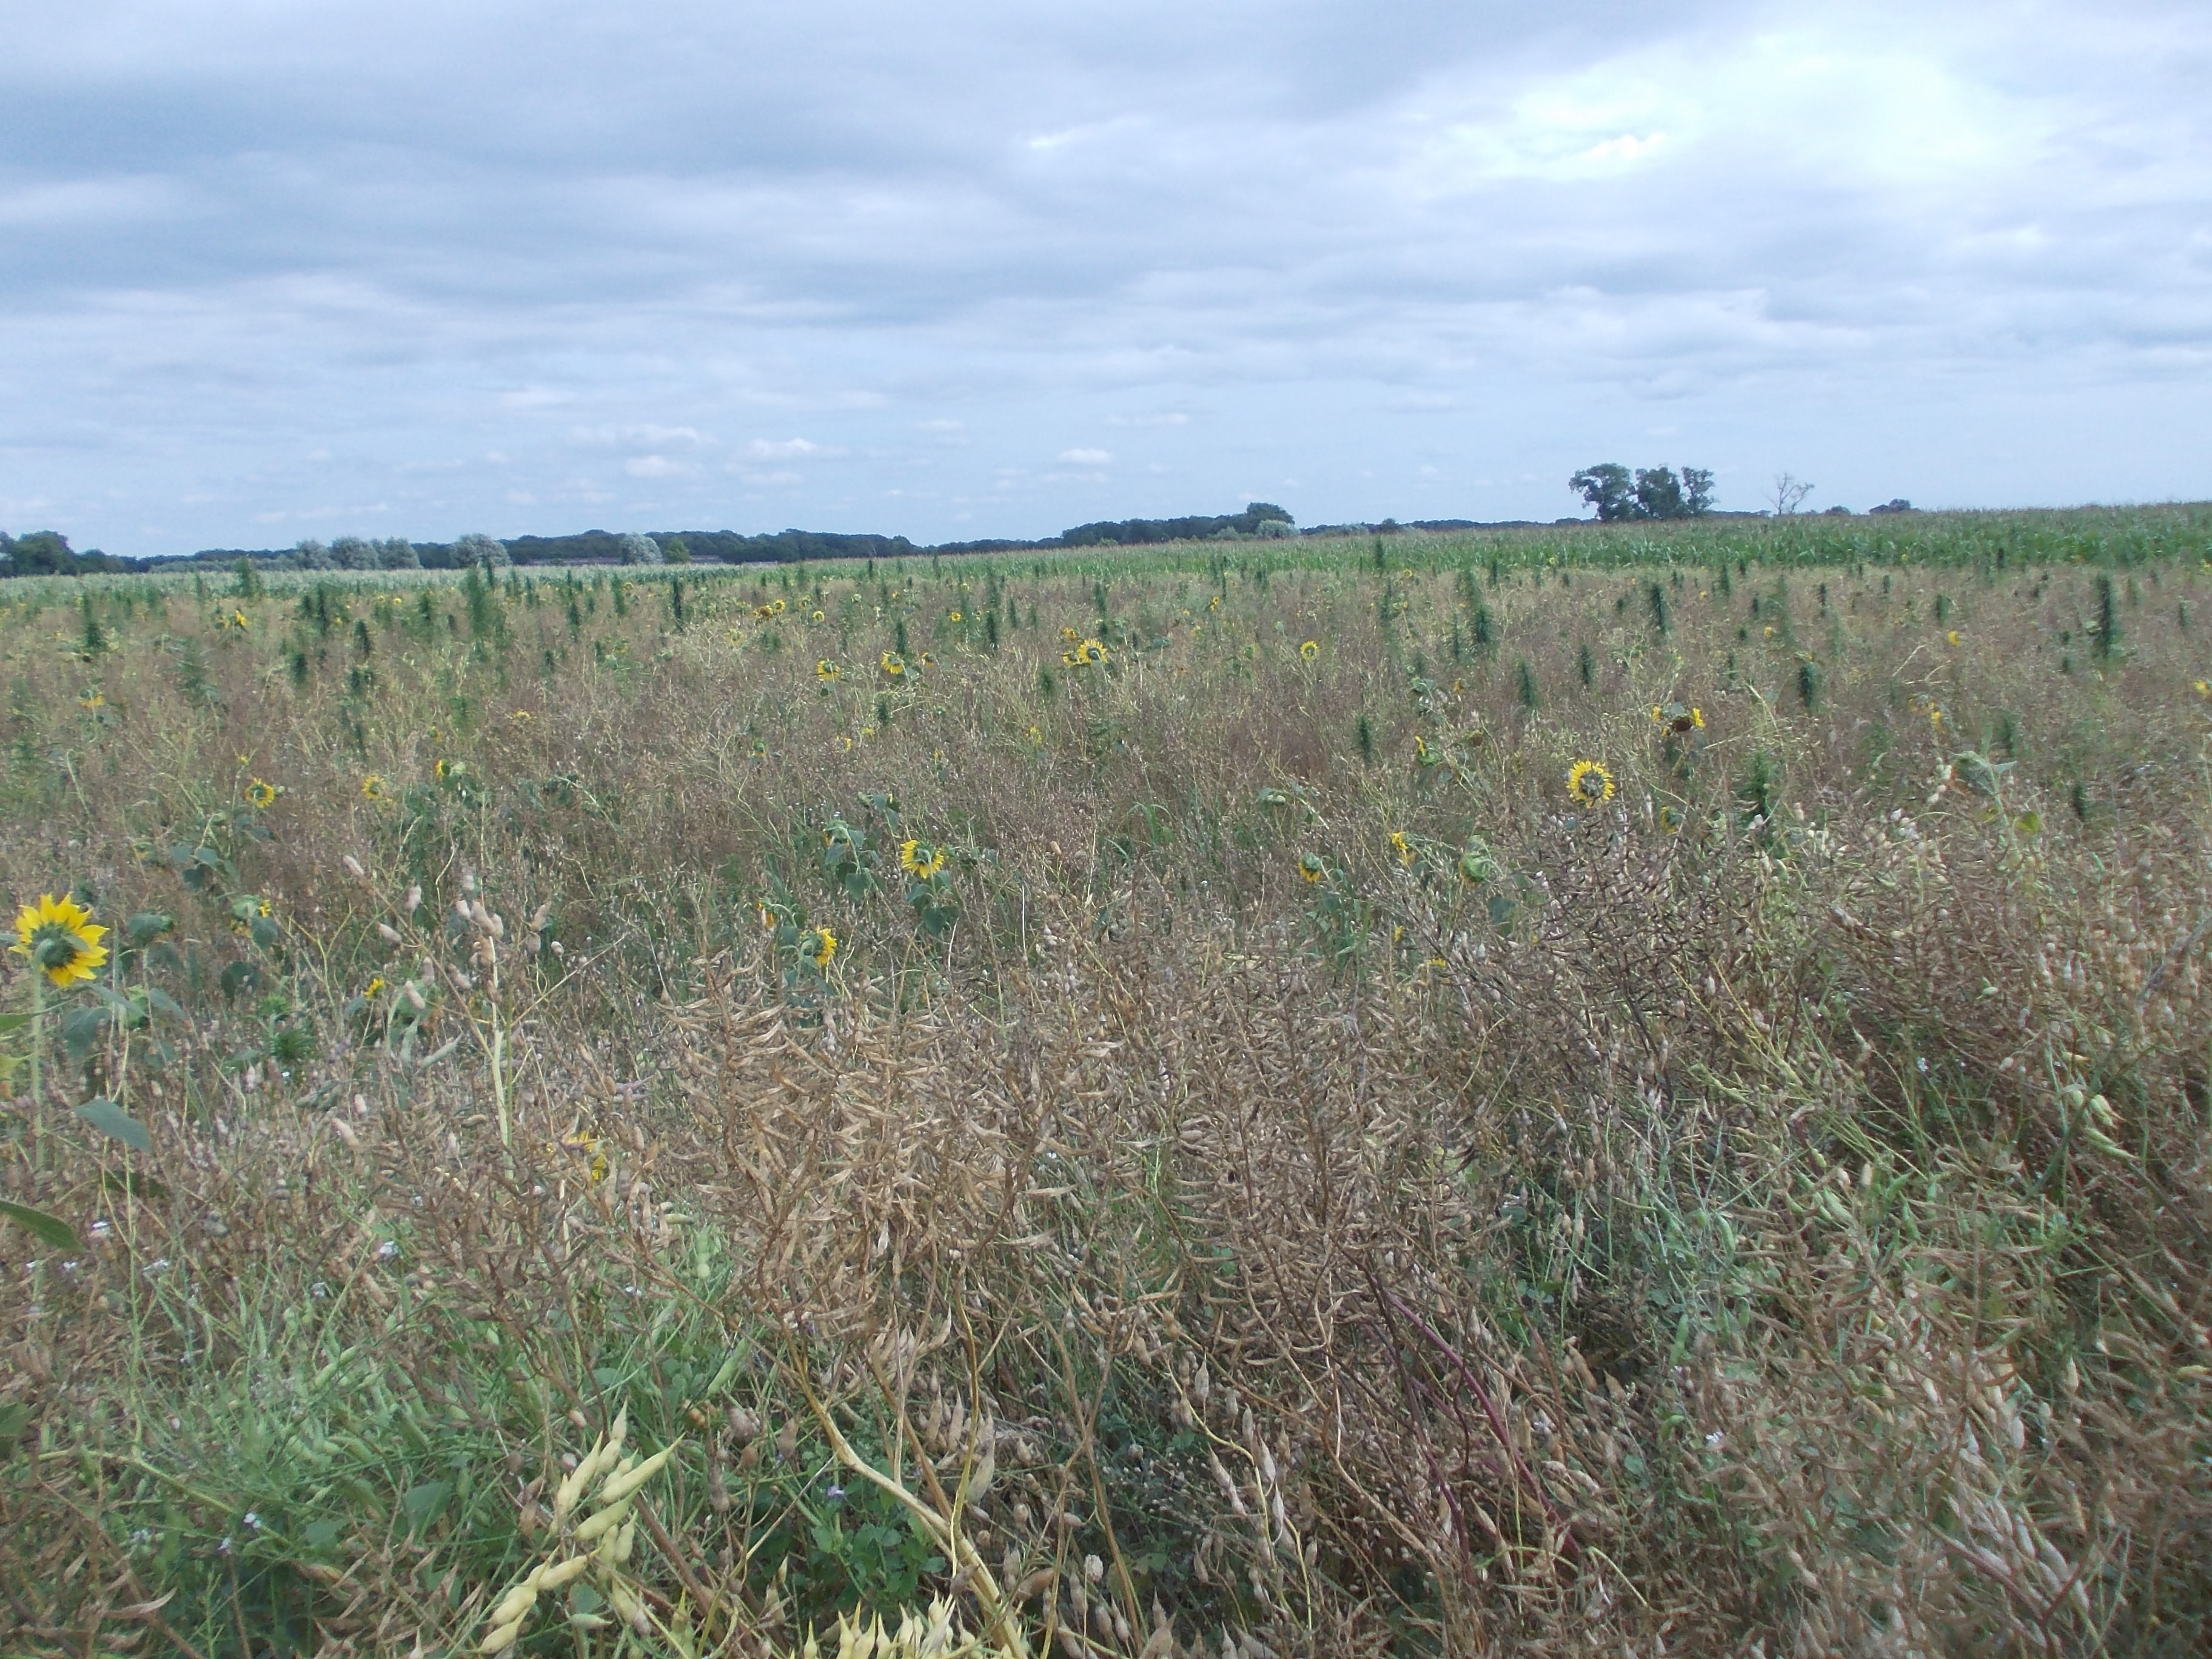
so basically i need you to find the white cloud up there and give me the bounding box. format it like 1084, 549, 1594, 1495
0, 0, 2206, 551
748, 437, 844, 459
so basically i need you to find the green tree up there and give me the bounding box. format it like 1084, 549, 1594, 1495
1633, 468, 1685, 519
1570, 464, 1635, 521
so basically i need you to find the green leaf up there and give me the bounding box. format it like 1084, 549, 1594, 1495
76, 1097, 152, 1153
60, 1004, 112, 1060
0, 1401, 33, 1456
301, 1518, 344, 1550
126, 911, 175, 946
0, 1013, 32, 1037
0, 1201, 78, 1250
402, 1479, 452, 1530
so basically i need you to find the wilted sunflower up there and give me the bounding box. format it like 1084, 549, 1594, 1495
12, 893, 108, 988
817, 659, 841, 682
880, 651, 907, 677
1060, 625, 1080, 643
244, 778, 278, 809
1296, 852, 1328, 885
1567, 759, 1615, 805
1649, 703, 1704, 735
1299, 640, 1319, 661
1658, 804, 1686, 834
1390, 831, 1416, 866
808, 926, 838, 970
900, 839, 948, 879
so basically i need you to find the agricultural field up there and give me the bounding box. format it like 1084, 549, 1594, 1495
2, 505, 2210, 1656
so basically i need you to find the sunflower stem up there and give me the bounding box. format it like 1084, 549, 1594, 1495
26, 971, 45, 1172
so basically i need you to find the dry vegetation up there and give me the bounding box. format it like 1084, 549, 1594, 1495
2, 507, 2210, 1657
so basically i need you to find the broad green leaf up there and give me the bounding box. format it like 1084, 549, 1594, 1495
0, 1200, 78, 1249
402, 1479, 452, 1529
77, 1097, 152, 1153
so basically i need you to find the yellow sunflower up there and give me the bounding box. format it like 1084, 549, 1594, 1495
880, 651, 906, 677
1390, 831, 1416, 866
1060, 625, 1079, 643
811, 608, 826, 622
817, 659, 841, 682
1297, 852, 1328, 885
808, 927, 838, 970
244, 778, 278, 809
1566, 759, 1615, 805
360, 774, 386, 800
949, 610, 964, 623
12, 894, 108, 988
1299, 640, 1319, 661
1070, 638, 1108, 667
899, 839, 948, 879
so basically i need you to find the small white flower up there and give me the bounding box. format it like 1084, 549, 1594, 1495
377, 1240, 399, 1260
310, 1282, 330, 1299
146, 1258, 171, 1275
90, 1219, 112, 1239
243, 1511, 262, 1529
1704, 1431, 1724, 1450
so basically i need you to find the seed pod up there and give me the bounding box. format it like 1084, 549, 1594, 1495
377, 922, 403, 943
480, 1617, 526, 1654
535, 1553, 592, 1591
489, 1581, 538, 1627
343, 855, 366, 879
572, 1498, 631, 1542
599, 1441, 678, 1505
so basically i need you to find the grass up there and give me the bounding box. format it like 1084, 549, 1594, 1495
1, 504, 2210, 1655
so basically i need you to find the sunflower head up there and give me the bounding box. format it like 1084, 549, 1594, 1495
949, 610, 963, 623
1073, 638, 1108, 666
1299, 640, 1319, 661
360, 774, 386, 801
817, 659, 840, 682
811, 609, 826, 622
808, 927, 838, 970
1060, 625, 1079, 643
12, 894, 109, 988
1567, 759, 1615, 805
1296, 852, 1328, 885
244, 779, 278, 809
1651, 702, 1703, 736
880, 651, 906, 677
899, 838, 948, 879
771, 598, 787, 615
1390, 831, 1416, 867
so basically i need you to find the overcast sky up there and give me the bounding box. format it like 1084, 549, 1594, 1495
3, 1, 2208, 555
